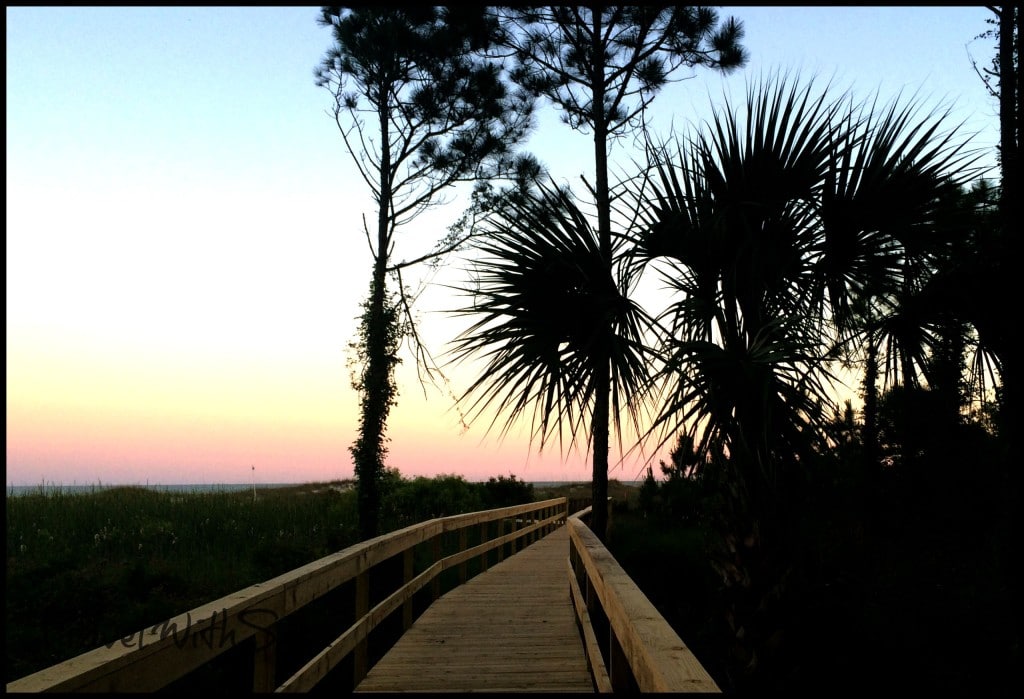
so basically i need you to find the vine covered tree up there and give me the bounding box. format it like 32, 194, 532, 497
315, 7, 534, 539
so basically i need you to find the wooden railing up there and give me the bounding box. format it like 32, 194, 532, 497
567, 505, 721, 693
6, 498, 568, 693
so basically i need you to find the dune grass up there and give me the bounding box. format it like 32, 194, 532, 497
5, 483, 364, 681
5, 474, 560, 683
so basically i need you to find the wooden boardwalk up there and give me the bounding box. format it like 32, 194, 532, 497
355, 525, 595, 693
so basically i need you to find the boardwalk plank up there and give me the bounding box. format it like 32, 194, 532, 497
355, 526, 595, 693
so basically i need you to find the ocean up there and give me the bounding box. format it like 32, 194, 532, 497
5, 483, 296, 497
6, 480, 640, 498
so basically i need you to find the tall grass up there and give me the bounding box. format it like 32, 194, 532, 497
5, 474, 544, 683
6, 484, 363, 681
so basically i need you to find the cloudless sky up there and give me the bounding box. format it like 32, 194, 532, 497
6, 6, 1000, 487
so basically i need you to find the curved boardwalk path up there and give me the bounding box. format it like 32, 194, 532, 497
355, 525, 595, 693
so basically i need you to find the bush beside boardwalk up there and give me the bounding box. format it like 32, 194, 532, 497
605, 458, 1017, 696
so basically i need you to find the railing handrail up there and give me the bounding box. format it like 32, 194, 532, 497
6, 498, 568, 693
567, 506, 720, 693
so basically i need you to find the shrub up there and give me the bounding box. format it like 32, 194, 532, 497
482, 474, 534, 508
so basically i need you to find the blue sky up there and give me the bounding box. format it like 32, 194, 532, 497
6, 6, 1001, 486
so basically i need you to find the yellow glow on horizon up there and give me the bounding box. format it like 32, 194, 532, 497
5, 322, 603, 485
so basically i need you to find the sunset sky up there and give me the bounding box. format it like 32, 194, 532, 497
6, 6, 1000, 486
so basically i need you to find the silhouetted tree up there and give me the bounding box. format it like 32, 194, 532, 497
966, 12, 1015, 650
449, 181, 656, 525
638, 465, 659, 517
861, 330, 880, 480
657, 432, 708, 525
978, 7, 1020, 237
625, 74, 981, 689
969, 14, 1020, 651
482, 5, 747, 541
969, 6, 1019, 433
315, 7, 534, 539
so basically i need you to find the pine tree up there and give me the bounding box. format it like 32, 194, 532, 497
494, 6, 747, 540
315, 7, 534, 538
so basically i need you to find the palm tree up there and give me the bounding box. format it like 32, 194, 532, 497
621, 74, 982, 688
629, 77, 849, 494
492, 6, 747, 540
821, 109, 989, 483
448, 182, 655, 515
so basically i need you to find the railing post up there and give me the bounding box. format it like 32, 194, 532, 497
458, 527, 468, 585
252, 624, 277, 692
585, 571, 595, 619
568, 532, 578, 590
479, 522, 489, 572
497, 520, 506, 563
431, 534, 442, 601
609, 629, 631, 691
403, 548, 414, 630
354, 570, 369, 687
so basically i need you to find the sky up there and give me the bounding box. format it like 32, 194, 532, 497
6, 6, 1001, 487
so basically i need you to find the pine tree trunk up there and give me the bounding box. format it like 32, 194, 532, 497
352, 92, 396, 541
589, 9, 611, 542
353, 270, 389, 541
997, 4, 1022, 668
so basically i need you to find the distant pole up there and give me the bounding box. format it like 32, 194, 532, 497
252, 465, 256, 503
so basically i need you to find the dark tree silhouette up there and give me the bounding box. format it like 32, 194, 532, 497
315, 7, 534, 539
485, 5, 747, 541
449, 182, 655, 527
969, 6, 1019, 430
624, 75, 981, 688
968, 3, 1021, 661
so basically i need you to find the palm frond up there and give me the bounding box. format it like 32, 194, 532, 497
448, 181, 658, 457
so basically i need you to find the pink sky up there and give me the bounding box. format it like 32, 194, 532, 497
3, 400, 632, 486
5, 318, 634, 486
